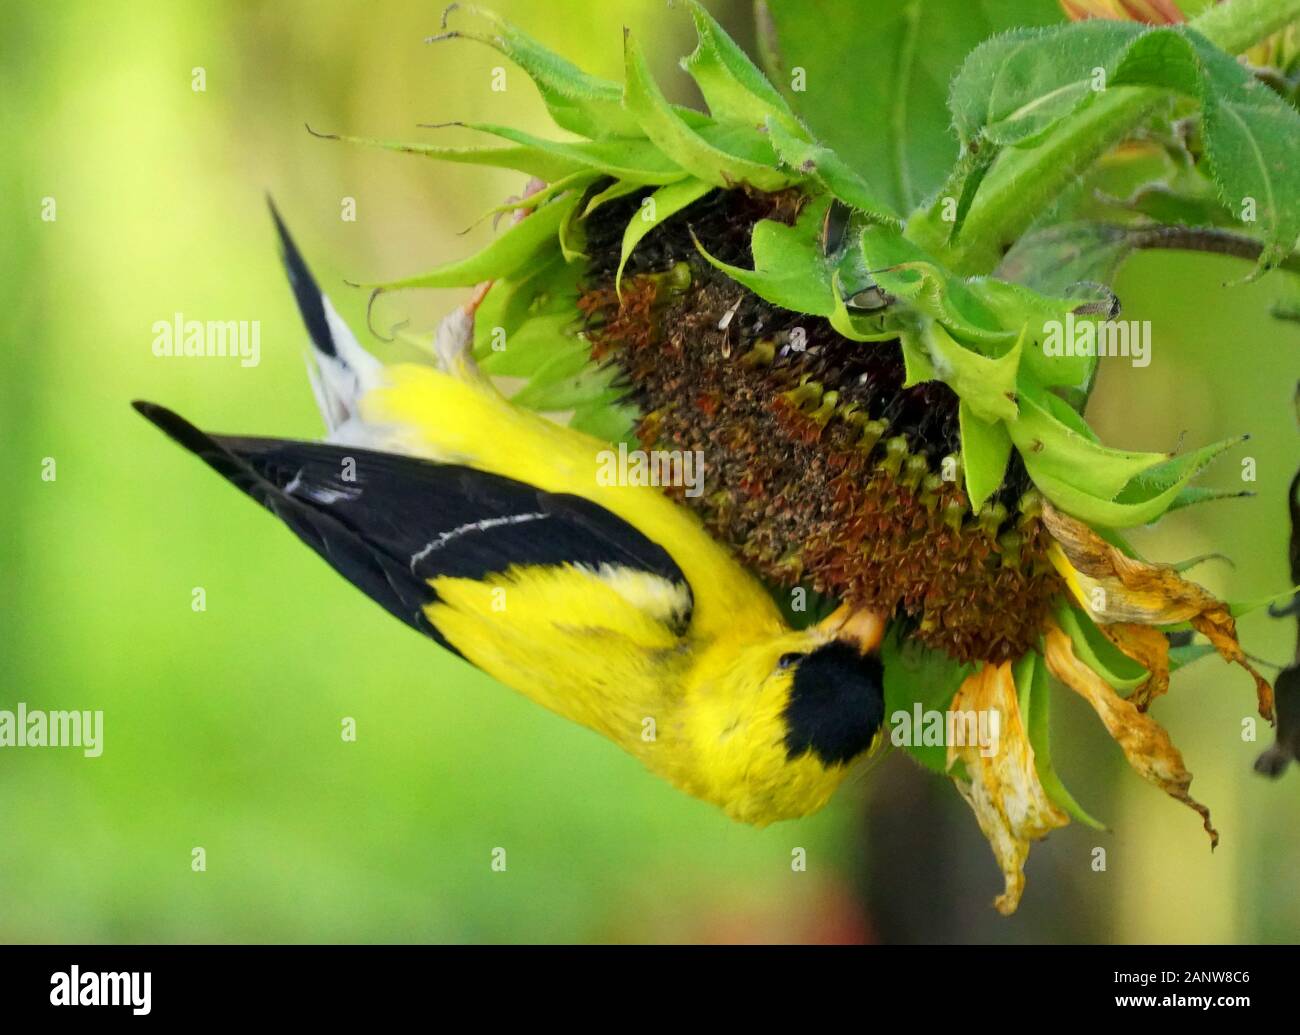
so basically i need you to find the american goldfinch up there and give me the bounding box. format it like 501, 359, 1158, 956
134, 204, 886, 826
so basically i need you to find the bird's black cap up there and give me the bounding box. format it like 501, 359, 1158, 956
783, 642, 885, 766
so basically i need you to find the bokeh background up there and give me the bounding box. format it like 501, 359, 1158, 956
1, 0, 1296, 944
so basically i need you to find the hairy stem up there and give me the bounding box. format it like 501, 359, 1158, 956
1124, 223, 1300, 273
919, 0, 1300, 274
938, 89, 1159, 272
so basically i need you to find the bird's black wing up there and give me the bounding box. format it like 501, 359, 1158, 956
133, 402, 694, 654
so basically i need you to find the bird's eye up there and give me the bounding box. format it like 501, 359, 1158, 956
778, 652, 806, 670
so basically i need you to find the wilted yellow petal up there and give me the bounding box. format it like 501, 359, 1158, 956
947, 662, 1069, 916
1101, 622, 1170, 710
1043, 502, 1274, 721
1044, 621, 1218, 847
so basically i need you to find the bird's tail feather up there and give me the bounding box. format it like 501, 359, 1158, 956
266, 197, 381, 436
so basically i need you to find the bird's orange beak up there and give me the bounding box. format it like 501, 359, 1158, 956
815, 603, 885, 654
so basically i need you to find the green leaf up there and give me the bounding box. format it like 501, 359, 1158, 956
450, 123, 691, 185
369, 191, 578, 291
469, 248, 638, 438
693, 194, 853, 315
623, 30, 797, 191
478, 172, 602, 223
1034, 387, 1096, 438
1167, 552, 1233, 575
1201, 91, 1300, 271
1007, 382, 1171, 501
881, 628, 976, 776
1223, 586, 1300, 618
1166, 484, 1254, 513
498, 338, 592, 394
437, 5, 641, 138
962, 277, 1098, 390
899, 325, 936, 386
680, 0, 797, 131
958, 401, 1013, 511
582, 178, 646, 217
1091, 176, 1241, 229
859, 226, 949, 312
758, 0, 1063, 213
557, 191, 587, 262
1017, 649, 1106, 830
923, 320, 1020, 424
311, 130, 595, 183
1024, 433, 1246, 528
1114, 434, 1249, 504
951, 22, 1145, 150
946, 146, 996, 239
616, 177, 713, 293
764, 118, 902, 226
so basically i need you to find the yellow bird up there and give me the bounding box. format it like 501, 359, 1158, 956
134, 204, 886, 826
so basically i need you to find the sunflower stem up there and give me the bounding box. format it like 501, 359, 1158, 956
1123, 224, 1300, 273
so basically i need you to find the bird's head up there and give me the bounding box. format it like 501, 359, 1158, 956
683, 606, 887, 824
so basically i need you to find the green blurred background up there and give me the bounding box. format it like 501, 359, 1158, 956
1, 0, 1296, 944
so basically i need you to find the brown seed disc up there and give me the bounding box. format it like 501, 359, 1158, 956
577, 185, 1062, 662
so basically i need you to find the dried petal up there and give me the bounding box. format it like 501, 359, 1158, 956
1100, 622, 1170, 710
1044, 621, 1218, 847
1043, 501, 1274, 721
947, 662, 1069, 916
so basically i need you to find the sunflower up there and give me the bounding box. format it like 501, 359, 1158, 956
321, 2, 1291, 914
